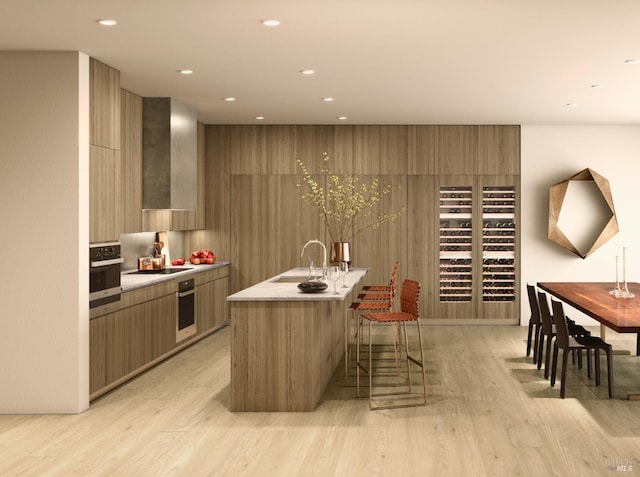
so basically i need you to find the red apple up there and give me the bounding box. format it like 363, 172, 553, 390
177, 257, 185, 265
205, 256, 214, 264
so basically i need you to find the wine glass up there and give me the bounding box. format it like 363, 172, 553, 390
339, 261, 349, 288
328, 265, 341, 294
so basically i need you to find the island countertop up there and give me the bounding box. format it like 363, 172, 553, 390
227, 267, 368, 302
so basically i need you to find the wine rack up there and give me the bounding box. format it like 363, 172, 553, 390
482, 186, 516, 302
439, 186, 472, 302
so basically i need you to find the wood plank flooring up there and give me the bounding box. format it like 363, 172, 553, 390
1, 325, 639, 476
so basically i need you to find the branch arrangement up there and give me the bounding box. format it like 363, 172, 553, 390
296, 152, 405, 242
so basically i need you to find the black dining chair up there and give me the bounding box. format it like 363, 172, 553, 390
526, 284, 542, 364
537, 290, 590, 379
550, 299, 614, 399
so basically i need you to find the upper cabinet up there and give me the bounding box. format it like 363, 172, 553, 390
90, 58, 121, 149
89, 58, 121, 243
121, 89, 143, 234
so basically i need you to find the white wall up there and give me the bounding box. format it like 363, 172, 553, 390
521, 125, 640, 326
0, 52, 89, 412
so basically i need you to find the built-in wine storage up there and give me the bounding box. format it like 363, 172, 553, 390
439, 186, 473, 302
482, 186, 516, 302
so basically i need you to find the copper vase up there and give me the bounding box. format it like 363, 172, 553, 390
330, 242, 351, 265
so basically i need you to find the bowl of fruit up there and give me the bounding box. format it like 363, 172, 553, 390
189, 248, 216, 265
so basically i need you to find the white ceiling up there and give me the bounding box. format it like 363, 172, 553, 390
2, 0, 640, 125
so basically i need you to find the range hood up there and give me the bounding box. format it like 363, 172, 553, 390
142, 97, 197, 210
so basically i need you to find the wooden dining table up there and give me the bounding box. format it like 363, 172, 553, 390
537, 281, 640, 400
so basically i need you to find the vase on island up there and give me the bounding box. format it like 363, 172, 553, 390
330, 242, 351, 265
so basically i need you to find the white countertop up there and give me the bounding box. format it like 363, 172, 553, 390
120, 261, 230, 292
227, 267, 368, 302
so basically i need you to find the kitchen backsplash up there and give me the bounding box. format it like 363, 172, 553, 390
120, 231, 185, 271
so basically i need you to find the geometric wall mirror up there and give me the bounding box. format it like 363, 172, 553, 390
548, 168, 619, 259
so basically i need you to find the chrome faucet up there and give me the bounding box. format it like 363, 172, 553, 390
301, 239, 327, 280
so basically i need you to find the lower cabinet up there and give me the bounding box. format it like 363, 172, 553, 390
196, 274, 229, 333
104, 294, 175, 385
89, 266, 230, 399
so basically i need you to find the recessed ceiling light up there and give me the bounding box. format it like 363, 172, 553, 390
566, 102, 578, 107
337, 116, 347, 120
591, 84, 604, 89
255, 116, 265, 120
178, 69, 193, 75
322, 97, 335, 102
223, 97, 236, 102
300, 69, 315, 75
261, 19, 280, 27
98, 19, 117, 26
625, 59, 640, 64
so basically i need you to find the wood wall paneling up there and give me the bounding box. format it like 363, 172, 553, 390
353, 125, 381, 175
230, 175, 283, 291
333, 125, 355, 172
207, 124, 520, 323
380, 125, 409, 176
407, 175, 438, 319
477, 125, 520, 176
435, 126, 478, 175
295, 126, 336, 172
408, 126, 436, 175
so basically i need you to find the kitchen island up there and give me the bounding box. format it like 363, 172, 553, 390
227, 267, 367, 412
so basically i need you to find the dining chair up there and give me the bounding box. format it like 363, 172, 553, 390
526, 284, 542, 364
550, 299, 614, 399
537, 290, 590, 379
356, 279, 426, 410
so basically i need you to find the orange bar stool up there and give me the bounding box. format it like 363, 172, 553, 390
345, 282, 396, 379
356, 279, 427, 410
359, 262, 399, 297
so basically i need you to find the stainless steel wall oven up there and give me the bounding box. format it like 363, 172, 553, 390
89, 242, 123, 318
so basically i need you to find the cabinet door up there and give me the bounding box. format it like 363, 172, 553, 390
89, 316, 106, 395
89, 145, 121, 242
90, 58, 120, 149
105, 294, 176, 384
121, 89, 143, 233
196, 277, 229, 334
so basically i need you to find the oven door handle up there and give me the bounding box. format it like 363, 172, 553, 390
90, 257, 125, 268
178, 289, 195, 298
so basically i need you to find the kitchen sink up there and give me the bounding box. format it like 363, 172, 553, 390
272, 276, 308, 283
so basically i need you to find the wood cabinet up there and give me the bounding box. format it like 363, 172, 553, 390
196, 268, 229, 333
89, 265, 230, 400
121, 89, 143, 233
89, 58, 121, 243
90, 58, 120, 149
105, 294, 175, 384
89, 145, 121, 242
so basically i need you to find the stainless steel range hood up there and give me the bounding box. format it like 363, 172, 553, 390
143, 97, 197, 210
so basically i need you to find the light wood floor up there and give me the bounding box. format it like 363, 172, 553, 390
1, 325, 640, 476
